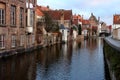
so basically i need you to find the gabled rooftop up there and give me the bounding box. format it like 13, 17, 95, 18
45, 10, 72, 20
113, 14, 120, 24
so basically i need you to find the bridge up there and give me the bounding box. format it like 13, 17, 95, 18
98, 30, 111, 37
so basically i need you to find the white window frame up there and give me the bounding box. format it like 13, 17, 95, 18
30, 9, 34, 26
0, 9, 5, 25
20, 35, 24, 46
0, 34, 5, 49
11, 5, 16, 26
11, 35, 16, 48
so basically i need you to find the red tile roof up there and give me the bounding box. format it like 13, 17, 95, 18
72, 14, 82, 25
36, 8, 44, 16
37, 5, 52, 11
113, 14, 120, 24
82, 20, 90, 25
36, 5, 52, 16
45, 10, 72, 20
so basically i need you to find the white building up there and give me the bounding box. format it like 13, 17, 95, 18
59, 24, 69, 43
112, 14, 120, 40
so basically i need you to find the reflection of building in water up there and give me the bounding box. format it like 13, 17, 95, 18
0, 53, 36, 80
62, 42, 73, 61
86, 38, 98, 52
36, 43, 72, 80
62, 44, 68, 56
36, 44, 62, 73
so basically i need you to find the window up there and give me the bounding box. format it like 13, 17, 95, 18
11, 35, 16, 48
30, 9, 34, 26
0, 35, 5, 49
32, 35, 35, 44
0, 3, 5, 25
0, 9, 5, 25
20, 35, 24, 46
20, 8, 24, 27
11, 5, 16, 26
26, 35, 30, 47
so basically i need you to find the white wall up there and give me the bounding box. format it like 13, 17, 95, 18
73, 30, 78, 39
118, 28, 120, 40
60, 29, 68, 42
112, 28, 120, 40
113, 24, 120, 29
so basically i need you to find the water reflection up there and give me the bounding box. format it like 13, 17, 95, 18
0, 52, 37, 80
0, 38, 105, 80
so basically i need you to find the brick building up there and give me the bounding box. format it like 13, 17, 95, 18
26, 0, 37, 48
0, 0, 36, 54
89, 13, 99, 36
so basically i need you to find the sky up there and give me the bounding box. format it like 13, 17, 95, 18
37, 0, 120, 25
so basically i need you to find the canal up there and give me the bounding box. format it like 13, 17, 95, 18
0, 37, 106, 80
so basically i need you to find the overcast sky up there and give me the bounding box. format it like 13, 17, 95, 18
37, 0, 120, 25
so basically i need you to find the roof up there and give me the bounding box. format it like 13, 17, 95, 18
113, 14, 120, 24
36, 5, 52, 17
59, 24, 66, 29
82, 20, 90, 25
59, 24, 68, 29
36, 8, 44, 16
45, 10, 72, 20
36, 5, 52, 11
72, 14, 82, 25
73, 14, 82, 19
89, 13, 98, 23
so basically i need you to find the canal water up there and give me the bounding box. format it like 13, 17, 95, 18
0, 37, 106, 80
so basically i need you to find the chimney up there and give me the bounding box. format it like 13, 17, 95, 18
60, 10, 64, 24
47, 5, 49, 9
91, 13, 93, 16
98, 17, 100, 23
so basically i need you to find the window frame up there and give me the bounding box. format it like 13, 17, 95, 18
11, 35, 17, 48
0, 34, 5, 49
10, 5, 16, 26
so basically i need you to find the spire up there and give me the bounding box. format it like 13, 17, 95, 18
98, 17, 100, 22
91, 13, 93, 16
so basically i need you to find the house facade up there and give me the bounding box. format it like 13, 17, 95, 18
72, 14, 83, 26
89, 13, 99, 36
44, 10, 73, 42
36, 5, 47, 46
112, 14, 120, 40
59, 24, 68, 42
0, 0, 36, 55
0, 0, 26, 52
36, 5, 62, 46
45, 10, 72, 28
82, 19, 90, 36
26, 0, 37, 48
